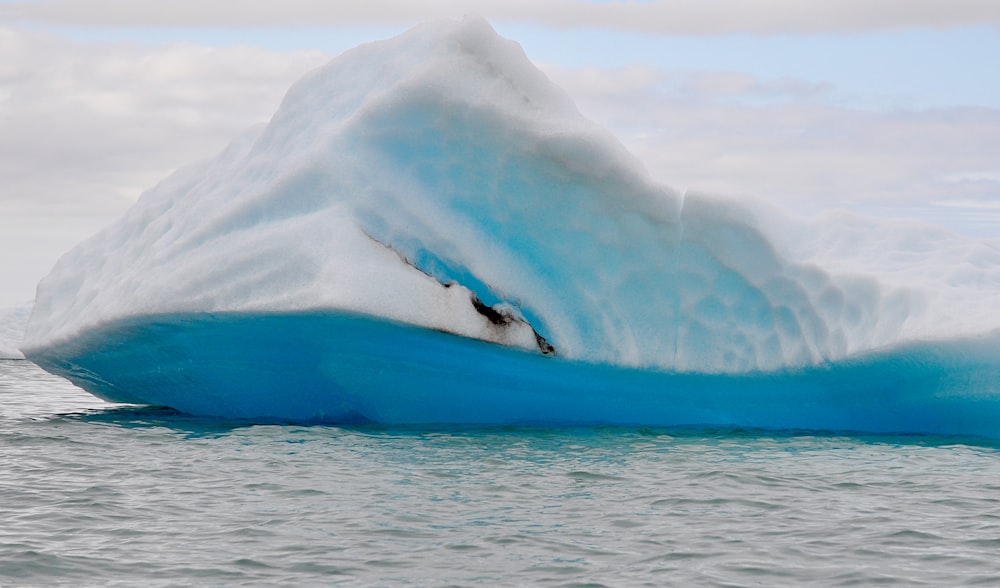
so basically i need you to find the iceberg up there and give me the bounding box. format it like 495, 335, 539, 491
21, 17, 1000, 436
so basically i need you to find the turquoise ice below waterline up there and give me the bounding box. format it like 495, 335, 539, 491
28, 311, 1000, 437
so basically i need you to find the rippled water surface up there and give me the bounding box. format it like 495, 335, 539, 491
3, 359, 1000, 586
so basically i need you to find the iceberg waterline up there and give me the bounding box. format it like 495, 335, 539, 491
21, 17, 1000, 432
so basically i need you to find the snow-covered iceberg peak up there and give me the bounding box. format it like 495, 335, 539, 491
21, 16, 962, 372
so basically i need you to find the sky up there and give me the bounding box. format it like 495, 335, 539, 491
1, 0, 999, 308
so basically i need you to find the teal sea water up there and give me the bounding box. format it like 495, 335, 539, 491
3, 358, 1000, 586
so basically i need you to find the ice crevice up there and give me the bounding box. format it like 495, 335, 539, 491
361, 228, 556, 356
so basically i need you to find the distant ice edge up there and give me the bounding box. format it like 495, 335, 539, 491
25, 310, 1000, 437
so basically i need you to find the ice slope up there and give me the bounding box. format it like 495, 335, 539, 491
19, 17, 1000, 433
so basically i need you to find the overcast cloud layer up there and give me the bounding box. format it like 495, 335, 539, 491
0, 27, 327, 306
544, 65, 1000, 225
3, 0, 1000, 34
1, 18, 999, 307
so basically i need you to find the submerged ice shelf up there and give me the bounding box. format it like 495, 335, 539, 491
20, 17, 1000, 435
27, 311, 1000, 437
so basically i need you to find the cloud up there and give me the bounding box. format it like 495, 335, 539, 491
0, 27, 327, 206
0, 26, 328, 305
2, 0, 999, 34
543, 64, 1000, 233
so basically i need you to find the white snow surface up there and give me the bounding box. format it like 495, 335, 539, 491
0, 303, 31, 359
22, 16, 1000, 372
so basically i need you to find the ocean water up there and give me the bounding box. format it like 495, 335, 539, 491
3, 359, 1000, 586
